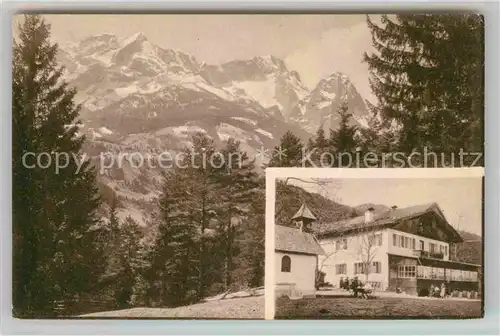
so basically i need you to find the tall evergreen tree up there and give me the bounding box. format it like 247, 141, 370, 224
108, 196, 120, 237
153, 170, 199, 306
364, 14, 484, 164
184, 133, 219, 299
238, 184, 266, 288
306, 127, 331, 167
114, 216, 142, 308
268, 131, 304, 167
329, 100, 358, 167
357, 109, 399, 167
211, 138, 261, 290
152, 133, 220, 304
12, 14, 103, 317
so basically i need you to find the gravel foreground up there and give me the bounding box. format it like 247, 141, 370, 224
275, 296, 482, 319
79, 296, 264, 319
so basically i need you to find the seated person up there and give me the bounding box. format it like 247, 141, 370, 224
428, 285, 435, 297
359, 282, 373, 299
350, 278, 359, 296
344, 277, 350, 290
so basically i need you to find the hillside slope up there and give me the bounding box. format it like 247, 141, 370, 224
274, 181, 355, 228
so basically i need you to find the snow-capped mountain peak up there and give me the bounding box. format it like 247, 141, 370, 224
121, 32, 148, 45
252, 55, 287, 73
56, 31, 370, 226
287, 71, 368, 133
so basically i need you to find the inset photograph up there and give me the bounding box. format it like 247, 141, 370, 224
266, 168, 483, 320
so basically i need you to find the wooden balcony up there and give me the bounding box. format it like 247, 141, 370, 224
413, 250, 445, 260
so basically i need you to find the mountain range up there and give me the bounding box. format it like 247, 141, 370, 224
57, 32, 370, 224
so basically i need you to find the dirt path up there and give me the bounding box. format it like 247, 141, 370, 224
79, 296, 264, 319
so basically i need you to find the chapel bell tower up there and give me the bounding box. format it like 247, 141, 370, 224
291, 203, 317, 233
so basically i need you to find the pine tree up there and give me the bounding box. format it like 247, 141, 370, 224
152, 170, 199, 306
152, 133, 220, 304
306, 127, 331, 167
364, 14, 484, 164
211, 138, 261, 290
183, 133, 220, 299
130, 233, 155, 307
239, 184, 265, 288
108, 196, 120, 236
329, 100, 358, 167
100, 197, 122, 306
357, 109, 399, 167
268, 131, 304, 167
314, 127, 328, 150
114, 216, 142, 308
12, 15, 103, 317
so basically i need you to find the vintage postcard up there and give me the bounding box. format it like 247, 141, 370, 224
265, 168, 484, 320
12, 13, 483, 319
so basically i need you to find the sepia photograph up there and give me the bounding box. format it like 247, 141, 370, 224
266, 168, 484, 320
12, 13, 483, 319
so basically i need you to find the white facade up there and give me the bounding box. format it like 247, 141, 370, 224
275, 251, 317, 297
319, 229, 390, 289
318, 228, 452, 290
386, 228, 450, 261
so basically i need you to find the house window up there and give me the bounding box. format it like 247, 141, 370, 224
399, 236, 404, 247
372, 261, 381, 274
393, 234, 397, 246
444, 246, 448, 256
412, 239, 416, 250
417, 265, 431, 279
405, 237, 411, 249
419, 240, 424, 251
336, 238, 348, 251
429, 267, 445, 279
397, 265, 416, 278
369, 234, 382, 246
354, 262, 366, 275
436, 268, 445, 280
281, 255, 291, 273
430, 243, 437, 253
336, 264, 347, 275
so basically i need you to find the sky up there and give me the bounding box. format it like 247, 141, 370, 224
289, 177, 483, 236
20, 14, 376, 102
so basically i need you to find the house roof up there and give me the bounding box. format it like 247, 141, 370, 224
291, 203, 317, 221
316, 202, 463, 243
275, 225, 325, 255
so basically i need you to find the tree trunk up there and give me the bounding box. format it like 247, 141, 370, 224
225, 223, 233, 290
198, 197, 206, 300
